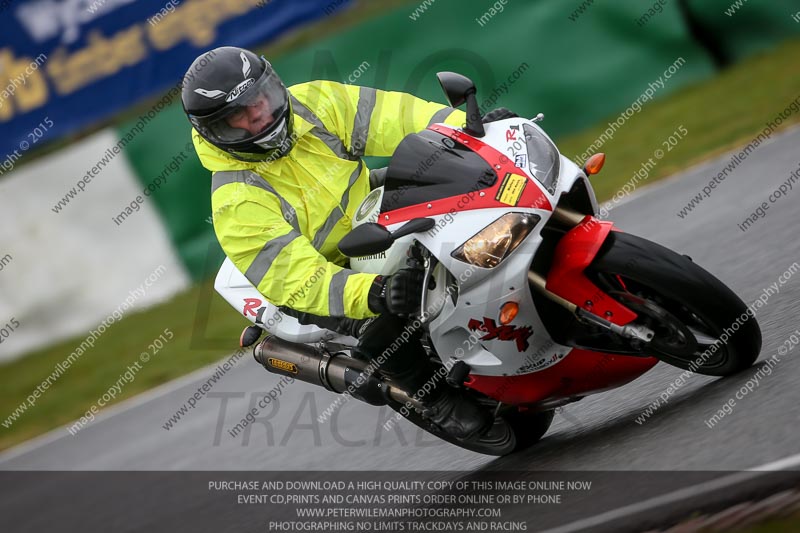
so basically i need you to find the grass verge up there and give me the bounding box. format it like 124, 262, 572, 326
737, 511, 800, 532
555, 39, 800, 202
1, 38, 799, 453
0, 278, 249, 451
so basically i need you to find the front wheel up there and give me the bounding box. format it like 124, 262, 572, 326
588, 231, 762, 376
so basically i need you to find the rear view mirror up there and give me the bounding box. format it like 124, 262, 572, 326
436, 71, 475, 107
338, 223, 393, 257
436, 71, 485, 137
338, 218, 436, 257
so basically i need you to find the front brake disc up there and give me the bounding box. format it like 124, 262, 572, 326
608, 291, 699, 358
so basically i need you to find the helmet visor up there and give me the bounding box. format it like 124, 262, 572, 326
194, 68, 289, 148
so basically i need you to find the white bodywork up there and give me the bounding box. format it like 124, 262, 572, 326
215, 118, 600, 376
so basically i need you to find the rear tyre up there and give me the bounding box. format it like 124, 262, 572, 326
501, 408, 555, 452
589, 231, 761, 376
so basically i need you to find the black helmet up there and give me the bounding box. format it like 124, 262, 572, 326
181, 46, 295, 162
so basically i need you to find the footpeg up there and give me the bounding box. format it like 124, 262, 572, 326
240, 325, 263, 347
446, 360, 471, 388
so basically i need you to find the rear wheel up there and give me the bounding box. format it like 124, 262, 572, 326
588, 231, 761, 376
501, 408, 555, 452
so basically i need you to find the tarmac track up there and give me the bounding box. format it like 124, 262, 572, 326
2, 127, 799, 532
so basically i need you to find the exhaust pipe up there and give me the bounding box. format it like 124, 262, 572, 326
254, 336, 421, 408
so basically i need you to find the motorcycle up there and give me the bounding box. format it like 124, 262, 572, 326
214, 72, 762, 455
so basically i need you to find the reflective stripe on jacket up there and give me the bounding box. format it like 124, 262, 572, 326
193, 80, 465, 319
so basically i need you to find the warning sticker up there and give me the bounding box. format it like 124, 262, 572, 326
495, 173, 528, 206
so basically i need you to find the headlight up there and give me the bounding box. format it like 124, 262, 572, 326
451, 213, 540, 268
523, 124, 560, 194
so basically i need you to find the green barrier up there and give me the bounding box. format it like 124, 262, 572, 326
118, 104, 220, 281
684, 0, 800, 63
113, 0, 796, 281
272, 0, 715, 138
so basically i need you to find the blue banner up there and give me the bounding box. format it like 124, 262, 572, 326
0, 0, 350, 171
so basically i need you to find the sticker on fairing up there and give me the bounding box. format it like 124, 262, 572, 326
495, 172, 528, 206
468, 317, 533, 352
505, 124, 520, 141
243, 298, 263, 317
517, 352, 567, 373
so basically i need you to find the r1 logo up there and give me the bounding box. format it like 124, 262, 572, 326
243, 298, 263, 317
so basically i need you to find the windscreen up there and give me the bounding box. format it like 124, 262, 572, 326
381, 130, 498, 212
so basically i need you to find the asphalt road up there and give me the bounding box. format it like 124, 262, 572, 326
2, 127, 799, 532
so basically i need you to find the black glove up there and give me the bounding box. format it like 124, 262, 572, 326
367, 269, 424, 316
482, 107, 519, 123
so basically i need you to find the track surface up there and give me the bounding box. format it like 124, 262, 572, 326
2, 128, 799, 531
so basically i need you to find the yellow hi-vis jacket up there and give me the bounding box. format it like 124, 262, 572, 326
193, 80, 466, 319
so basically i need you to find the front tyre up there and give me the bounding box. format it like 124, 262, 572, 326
589, 231, 762, 376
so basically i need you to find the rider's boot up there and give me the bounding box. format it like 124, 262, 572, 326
419, 386, 493, 440
354, 315, 492, 440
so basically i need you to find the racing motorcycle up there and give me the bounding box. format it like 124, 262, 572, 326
214, 72, 762, 455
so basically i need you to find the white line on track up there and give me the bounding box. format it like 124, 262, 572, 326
539, 452, 800, 533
